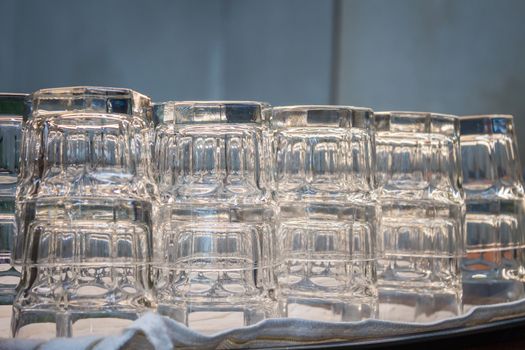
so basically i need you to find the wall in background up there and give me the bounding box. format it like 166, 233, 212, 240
0, 0, 333, 104
2, 0, 525, 161
337, 0, 525, 160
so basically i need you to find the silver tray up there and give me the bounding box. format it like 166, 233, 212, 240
1, 298, 525, 349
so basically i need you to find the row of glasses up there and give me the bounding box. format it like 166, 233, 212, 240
5, 85, 525, 337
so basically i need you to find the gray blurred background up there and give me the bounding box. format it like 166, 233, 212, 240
1, 0, 525, 159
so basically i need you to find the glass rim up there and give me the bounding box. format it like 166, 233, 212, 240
37, 112, 135, 119
374, 111, 459, 134
271, 104, 373, 128
30, 86, 149, 100
160, 100, 269, 105
0, 93, 28, 116
460, 114, 514, 135
375, 111, 458, 121
273, 104, 372, 113
0, 93, 28, 98
154, 100, 271, 124
27, 86, 151, 122
461, 114, 513, 120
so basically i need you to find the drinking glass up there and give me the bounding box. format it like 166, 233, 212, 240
0, 94, 25, 306
460, 115, 525, 309
271, 105, 378, 322
153, 101, 274, 334
375, 112, 465, 322
13, 87, 156, 338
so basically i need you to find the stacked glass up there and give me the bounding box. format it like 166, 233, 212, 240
375, 112, 465, 322
13, 87, 156, 338
0, 94, 25, 305
153, 101, 274, 334
460, 115, 525, 309
271, 106, 378, 322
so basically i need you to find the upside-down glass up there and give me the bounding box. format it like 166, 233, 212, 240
153, 101, 274, 334
0, 94, 25, 306
460, 115, 525, 309
374, 112, 465, 322
271, 106, 378, 322
13, 87, 156, 338
376, 112, 464, 322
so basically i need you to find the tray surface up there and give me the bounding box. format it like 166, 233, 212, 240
1, 298, 525, 349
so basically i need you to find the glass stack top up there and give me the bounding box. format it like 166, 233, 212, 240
0, 94, 27, 116
375, 111, 459, 136
460, 114, 522, 198
27, 86, 151, 121
271, 105, 373, 128
154, 101, 270, 125
460, 114, 514, 135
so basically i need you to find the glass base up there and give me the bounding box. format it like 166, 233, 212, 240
378, 289, 461, 322
0, 264, 20, 305
157, 300, 272, 334
463, 279, 525, 312
280, 296, 376, 322
11, 306, 142, 338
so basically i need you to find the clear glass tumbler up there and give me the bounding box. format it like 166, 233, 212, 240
375, 112, 465, 322
0, 94, 25, 306
153, 101, 274, 334
271, 105, 378, 322
13, 87, 156, 338
460, 115, 525, 309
